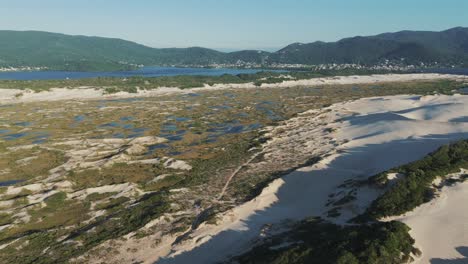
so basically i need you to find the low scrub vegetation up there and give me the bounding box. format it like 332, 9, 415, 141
0, 69, 404, 92
363, 140, 468, 219
232, 217, 416, 264
0, 192, 168, 263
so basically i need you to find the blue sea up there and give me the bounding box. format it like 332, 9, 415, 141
0, 67, 278, 81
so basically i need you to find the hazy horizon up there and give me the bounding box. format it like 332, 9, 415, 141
1, 0, 467, 51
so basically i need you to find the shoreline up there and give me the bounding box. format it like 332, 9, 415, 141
0, 73, 467, 105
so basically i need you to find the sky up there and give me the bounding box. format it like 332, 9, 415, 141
1, 0, 467, 51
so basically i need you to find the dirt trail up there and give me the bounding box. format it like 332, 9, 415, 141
217, 152, 263, 200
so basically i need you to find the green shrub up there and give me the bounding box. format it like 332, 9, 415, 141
232, 218, 415, 264
364, 140, 468, 219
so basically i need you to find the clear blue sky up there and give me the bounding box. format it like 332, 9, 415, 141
1, 0, 467, 51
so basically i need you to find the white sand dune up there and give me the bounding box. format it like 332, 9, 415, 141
392, 173, 468, 263
0, 73, 466, 104
154, 94, 468, 264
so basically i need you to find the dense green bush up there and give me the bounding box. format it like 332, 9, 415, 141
232, 217, 415, 264
365, 140, 468, 219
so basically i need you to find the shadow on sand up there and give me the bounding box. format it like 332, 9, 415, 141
431, 247, 468, 264
157, 132, 468, 264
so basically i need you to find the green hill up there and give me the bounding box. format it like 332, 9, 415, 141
0, 31, 232, 71
0, 31, 159, 71
0, 27, 467, 71
268, 27, 468, 66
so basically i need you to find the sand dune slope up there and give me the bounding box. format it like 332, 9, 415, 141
155, 94, 468, 264
395, 179, 468, 263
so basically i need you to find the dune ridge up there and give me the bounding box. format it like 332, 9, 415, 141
154, 93, 468, 264
0, 73, 467, 105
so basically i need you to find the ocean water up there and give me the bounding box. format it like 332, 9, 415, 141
0, 66, 278, 80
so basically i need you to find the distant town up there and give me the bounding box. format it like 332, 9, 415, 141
0, 60, 460, 73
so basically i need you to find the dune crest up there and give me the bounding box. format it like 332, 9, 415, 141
155, 94, 468, 263
0, 73, 467, 105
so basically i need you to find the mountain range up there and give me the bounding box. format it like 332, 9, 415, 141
0, 27, 467, 71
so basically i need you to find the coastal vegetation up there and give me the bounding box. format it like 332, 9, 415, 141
231, 218, 417, 264
0, 78, 466, 263
362, 140, 468, 220
231, 140, 468, 264
0, 69, 399, 92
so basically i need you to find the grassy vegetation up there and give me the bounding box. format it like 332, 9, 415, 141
84, 192, 117, 202
0, 192, 90, 244
0, 72, 268, 91
68, 163, 166, 189
94, 196, 130, 211
142, 174, 185, 192
0, 69, 400, 92
0, 189, 32, 202
0, 78, 465, 263
362, 140, 468, 220
0, 214, 14, 226
0, 192, 168, 264
232, 217, 417, 264
0, 148, 66, 182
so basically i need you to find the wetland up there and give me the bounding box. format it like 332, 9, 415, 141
0, 75, 465, 263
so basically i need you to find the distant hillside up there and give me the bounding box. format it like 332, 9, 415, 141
0, 31, 234, 71
0, 27, 467, 71
268, 27, 468, 66
0, 31, 157, 71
